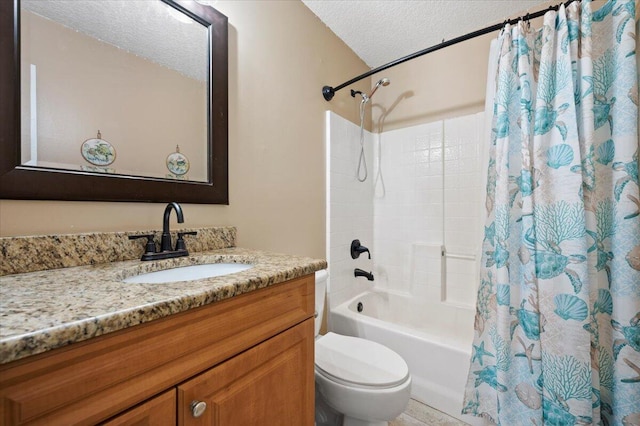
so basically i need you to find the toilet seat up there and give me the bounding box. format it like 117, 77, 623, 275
315, 332, 409, 389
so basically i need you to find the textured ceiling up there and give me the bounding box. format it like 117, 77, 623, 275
23, 1, 554, 79
301, 0, 550, 68
21, 0, 208, 82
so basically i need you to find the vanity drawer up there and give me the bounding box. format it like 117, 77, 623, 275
101, 390, 175, 426
0, 274, 314, 425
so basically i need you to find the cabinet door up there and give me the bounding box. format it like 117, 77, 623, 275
101, 390, 175, 426
177, 319, 314, 426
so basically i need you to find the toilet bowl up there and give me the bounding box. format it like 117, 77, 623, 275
314, 270, 411, 426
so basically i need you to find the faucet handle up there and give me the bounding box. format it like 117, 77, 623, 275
128, 234, 157, 256
350, 239, 371, 259
175, 231, 198, 251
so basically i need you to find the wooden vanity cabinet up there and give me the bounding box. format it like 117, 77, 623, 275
102, 390, 176, 426
0, 275, 315, 425
177, 320, 313, 425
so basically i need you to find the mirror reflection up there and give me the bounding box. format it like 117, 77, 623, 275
20, 0, 209, 182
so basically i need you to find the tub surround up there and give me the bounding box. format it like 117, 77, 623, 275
0, 227, 326, 364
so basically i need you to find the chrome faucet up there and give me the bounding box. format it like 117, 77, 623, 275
128, 202, 197, 261
161, 202, 184, 252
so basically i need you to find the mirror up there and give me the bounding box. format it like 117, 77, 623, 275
0, 0, 228, 203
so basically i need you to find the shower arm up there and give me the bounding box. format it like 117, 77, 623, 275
321, 0, 577, 101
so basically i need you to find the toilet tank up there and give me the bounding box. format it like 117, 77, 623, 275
314, 270, 328, 336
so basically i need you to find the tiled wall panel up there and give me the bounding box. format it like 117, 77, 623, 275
442, 113, 484, 307
326, 112, 374, 310
372, 113, 485, 308
373, 121, 444, 296
327, 111, 485, 313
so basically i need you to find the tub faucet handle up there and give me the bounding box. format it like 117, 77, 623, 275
351, 239, 371, 259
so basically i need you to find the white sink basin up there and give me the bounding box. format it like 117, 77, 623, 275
123, 263, 253, 284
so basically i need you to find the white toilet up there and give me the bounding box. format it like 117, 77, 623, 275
314, 270, 411, 426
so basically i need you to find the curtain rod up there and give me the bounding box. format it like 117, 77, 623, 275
322, 0, 578, 101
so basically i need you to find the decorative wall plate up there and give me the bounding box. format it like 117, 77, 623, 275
81, 131, 116, 166
166, 145, 190, 176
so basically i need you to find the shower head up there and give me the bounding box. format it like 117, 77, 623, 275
349, 77, 390, 103
368, 77, 391, 100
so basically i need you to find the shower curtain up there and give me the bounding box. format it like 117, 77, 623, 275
463, 1, 639, 425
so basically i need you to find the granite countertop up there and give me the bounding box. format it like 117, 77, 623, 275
0, 247, 327, 365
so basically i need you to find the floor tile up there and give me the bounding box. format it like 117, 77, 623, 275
393, 399, 469, 426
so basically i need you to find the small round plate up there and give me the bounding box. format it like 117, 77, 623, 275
81, 138, 116, 166
166, 151, 190, 176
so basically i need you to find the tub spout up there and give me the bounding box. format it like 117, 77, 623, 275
354, 268, 374, 281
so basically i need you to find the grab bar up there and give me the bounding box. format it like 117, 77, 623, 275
442, 251, 476, 261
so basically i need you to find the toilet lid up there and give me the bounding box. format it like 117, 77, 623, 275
315, 333, 409, 388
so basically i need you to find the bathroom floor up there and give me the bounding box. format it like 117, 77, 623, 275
391, 399, 469, 426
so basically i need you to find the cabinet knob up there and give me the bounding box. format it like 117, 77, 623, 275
190, 400, 207, 418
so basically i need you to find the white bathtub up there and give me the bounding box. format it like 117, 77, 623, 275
330, 290, 485, 426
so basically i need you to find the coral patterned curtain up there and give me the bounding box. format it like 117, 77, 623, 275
463, 1, 639, 425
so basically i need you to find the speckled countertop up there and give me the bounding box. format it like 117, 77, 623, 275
0, 247, 326, 365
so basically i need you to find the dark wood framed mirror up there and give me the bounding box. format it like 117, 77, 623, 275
0, 0, 228, 204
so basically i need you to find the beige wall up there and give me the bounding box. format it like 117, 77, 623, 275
371, 32, 494, 132
0, 0, 371, 260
